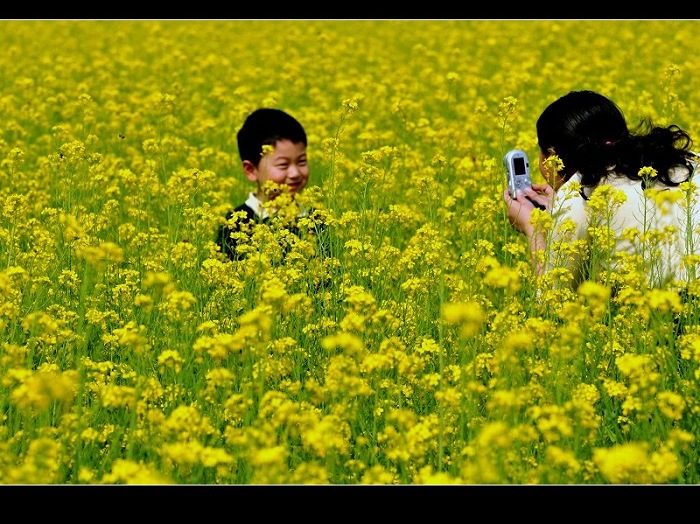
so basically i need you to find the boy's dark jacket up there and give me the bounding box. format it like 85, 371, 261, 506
216, 203, 327, 261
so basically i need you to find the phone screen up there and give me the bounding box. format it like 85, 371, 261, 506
513, 156, 526, 176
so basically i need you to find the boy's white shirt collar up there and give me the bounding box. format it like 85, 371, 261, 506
245, 191, 309, 220
245, 192, 269, 220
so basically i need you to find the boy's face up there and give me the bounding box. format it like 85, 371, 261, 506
243, 139, 309, 201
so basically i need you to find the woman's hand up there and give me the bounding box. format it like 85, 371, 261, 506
503, 183, 554, 277
503, 188, 533, 235
527, 184, 553, 209
503, 184, 553, 235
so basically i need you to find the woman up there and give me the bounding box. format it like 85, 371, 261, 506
503, 89, 700, 290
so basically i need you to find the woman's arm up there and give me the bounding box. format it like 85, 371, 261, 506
503, 184, 554, 276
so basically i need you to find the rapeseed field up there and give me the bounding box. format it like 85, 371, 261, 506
1, 19, 699, 484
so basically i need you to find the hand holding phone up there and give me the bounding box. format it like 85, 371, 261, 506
504, 149, 545, 210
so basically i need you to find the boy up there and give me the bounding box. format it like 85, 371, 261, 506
216, 108, 320, 261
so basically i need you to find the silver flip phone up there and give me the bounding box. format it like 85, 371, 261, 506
504, 149, 532, 198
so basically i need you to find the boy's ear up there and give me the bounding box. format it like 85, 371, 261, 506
242, 160, 258, 182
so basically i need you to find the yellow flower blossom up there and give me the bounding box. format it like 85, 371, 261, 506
8, 364, 77, 412
593, 442, 681, 483
545, 445, 581, 475
159, 404, 216, 441
302, 414, 351, 458
593, 442, 649, 483
442, 301, 484, 338
251, 445, 287, 466
322, 332, 364, 355
360, 465, 398, 485
543, 153, 564, 175
109, 321, 151, 354
656, 391, 685, 421
157, 349, 184, 374
98, 384, 136, 409
100, 459, 173, 484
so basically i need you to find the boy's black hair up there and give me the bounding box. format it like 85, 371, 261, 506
237, 108, 307, 167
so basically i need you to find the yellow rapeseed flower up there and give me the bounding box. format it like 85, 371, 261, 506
98, 384, 136, 409
656, 391, 685, 421
545, 445, 581, 475
8, 364, 77, 412
302, 414, 351, 458
98, 459, 173, 484
593, 442, 649, 483
157, 349, 184, 374
441, 301, 485, 338
543, 153, 564, 175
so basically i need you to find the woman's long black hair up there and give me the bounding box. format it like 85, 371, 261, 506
536, 90, 695, 193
